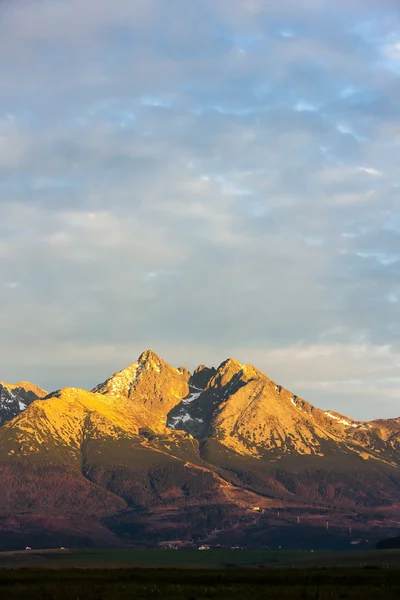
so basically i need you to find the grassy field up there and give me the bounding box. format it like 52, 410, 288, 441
2, 567, 400, 599
2, 547, 400, 569
2, 549, 400, 599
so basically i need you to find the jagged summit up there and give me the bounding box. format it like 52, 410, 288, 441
137, 349, 165, 368
215, 358, 244, 374
205, 357, 262, 393
92, 350, 189, 427
92, 350, 180, 394
215, 357, 264, 377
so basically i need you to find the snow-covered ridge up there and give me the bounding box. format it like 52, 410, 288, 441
325, 411, 364, 429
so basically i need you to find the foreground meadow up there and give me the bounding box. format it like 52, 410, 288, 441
2, 567, 400, 599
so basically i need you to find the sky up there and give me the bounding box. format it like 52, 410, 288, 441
0, 0, 400, 420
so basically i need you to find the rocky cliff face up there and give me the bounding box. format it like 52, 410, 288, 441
189, 364, 217, 390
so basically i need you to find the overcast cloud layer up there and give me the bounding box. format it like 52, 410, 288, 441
1, 0, 400, 419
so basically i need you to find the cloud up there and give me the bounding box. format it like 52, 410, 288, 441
0, 0, 399, 418
294, 101, 320, 112
356, 166, 382, 176
4, 282, 19, 290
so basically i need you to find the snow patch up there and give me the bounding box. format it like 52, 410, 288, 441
325, 411, 360, 428
183, 391, 202, 404
169, 412, 204, 429
178, 413, 192, 423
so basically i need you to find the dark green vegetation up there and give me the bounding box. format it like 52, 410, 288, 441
377, 535, 400, 549
2, 565, 400, 599
2, 548, 400, 569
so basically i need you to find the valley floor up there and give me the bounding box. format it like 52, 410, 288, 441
1, 547, 400, 569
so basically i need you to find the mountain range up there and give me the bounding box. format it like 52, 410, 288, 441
1, 349, 400, 551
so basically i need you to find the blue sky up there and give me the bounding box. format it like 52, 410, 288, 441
0, 0, 400, 419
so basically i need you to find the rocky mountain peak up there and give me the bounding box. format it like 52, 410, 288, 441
92, 351, 189, 427
167, 359, 264, 438
206, 358, 261, 394
137, 349, 165, 369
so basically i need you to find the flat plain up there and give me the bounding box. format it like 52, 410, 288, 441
2, 547, 400, 569
1, 565, 400, 599
1, 549, 400, 599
